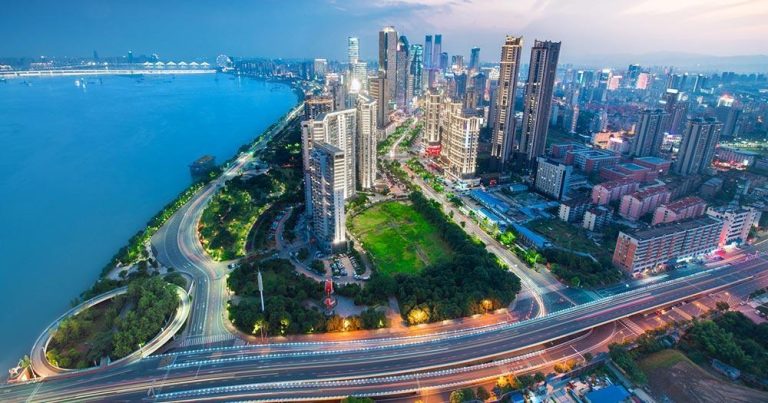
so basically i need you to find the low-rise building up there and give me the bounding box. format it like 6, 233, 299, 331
651, 196, 708, 225
601, 162, 657, 183
559, 197, 591, 222
612, 216, 722, 275
706, 206, 761, 246
634, 156, 672, 176
619, 186, 671, 221
591, 178, 640, 205
583, 206, 613, 231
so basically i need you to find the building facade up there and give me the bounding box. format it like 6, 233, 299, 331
309, 143, 347, 252
631, 108, 667, 157
489, 36, 523, 169
612, 216, 722, 275
674, 117, 723, 176
534, 157, 572, 200
520, 40, 561, 162
706, 206, 760, 246
356, 97, 378, 190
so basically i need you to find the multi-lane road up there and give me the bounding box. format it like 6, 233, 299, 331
4, 106, 767, 401
4, 250, 765, 401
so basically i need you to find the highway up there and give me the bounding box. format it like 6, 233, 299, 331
3, 255, 765, 402
152, 102, 304, 346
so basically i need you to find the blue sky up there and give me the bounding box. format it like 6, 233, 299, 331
1, 0, 766, 62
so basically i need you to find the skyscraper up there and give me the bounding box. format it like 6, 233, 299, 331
424, 35, 433, 69
674, 117, 723, 176
490, 35, 523, 169
395, 35, 411, 109
439, 52, 449, 73
520, 40, 561, 162
356, 97, 378, 190
348, 37, 359, 64
631, 109, 667, 157
469, 47, 481, 73
309, 142, 347, 252
410, 44, 424, 96
423, 90, 442, 155
377, 26, 399, 127
433, 34, 442, 70
301, 109, 357, 200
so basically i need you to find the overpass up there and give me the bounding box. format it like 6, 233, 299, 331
3, 256, 764, 402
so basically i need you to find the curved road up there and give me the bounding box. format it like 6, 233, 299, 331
3, 256, 765, 401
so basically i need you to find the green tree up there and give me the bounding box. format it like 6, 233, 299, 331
476, 386, 490, 401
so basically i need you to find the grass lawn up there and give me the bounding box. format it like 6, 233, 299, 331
349, 201, 452, 275
528, 218, 612, 261
639, 348, 688, 371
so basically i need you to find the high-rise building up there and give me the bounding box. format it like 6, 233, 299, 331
433, 34, 442, 70
313, 58, 328, 79
520, 40, 561, 162
303, 95, 334, 120
423, 91, 442, 154
301, 109, 357, 200
396, 35, 411, 109
716, 104, 742, 138
451, 55, 464, 71
534, 157, 572, 200
424, 35, 433, 69
410, 44, 424, 96
490, 35, 523, 169
631, 109, 667, 157
440, 101, 482, 179
378, 26, 399, 127
439, 52, 449, 73
469, 47, 481, 72
348, 37, 359, 65
309, 142, 347, 252
347, 37, 366, 93
356, 97, 378, 190
423, 92, 482, 178
673, 117, 722, 176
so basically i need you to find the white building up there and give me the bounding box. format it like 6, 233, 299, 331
310, 143, 347, 251
301, 109, 357, 202
706, 206, 761, 246
356, 97, 378, 189
534, 157, 572, 200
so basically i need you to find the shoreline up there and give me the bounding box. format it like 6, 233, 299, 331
1, 69, 216, 78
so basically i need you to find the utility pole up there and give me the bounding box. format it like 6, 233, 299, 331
257, 270, 265, 312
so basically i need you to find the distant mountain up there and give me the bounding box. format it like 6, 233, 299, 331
563, 52, 768, 73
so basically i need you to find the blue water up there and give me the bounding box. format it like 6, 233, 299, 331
0, 74, 296, 375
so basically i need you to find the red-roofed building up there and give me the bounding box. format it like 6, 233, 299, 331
591, 178, 640, 205
651, 196, 708, 225
619, 186, 671, 221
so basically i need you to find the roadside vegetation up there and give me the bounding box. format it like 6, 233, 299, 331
354, 191, 521, 325
46, 276, 180, 369
227, 258, 387, 336
376, 119, 413, 155
200, 120, 304, 260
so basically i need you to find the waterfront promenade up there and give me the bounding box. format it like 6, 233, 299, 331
1, 68, 215, 78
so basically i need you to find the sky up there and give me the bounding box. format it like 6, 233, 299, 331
1, 0, 767, 64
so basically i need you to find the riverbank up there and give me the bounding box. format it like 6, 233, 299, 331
0, 73, 300, 378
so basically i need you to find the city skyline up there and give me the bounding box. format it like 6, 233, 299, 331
3, 0, 768, 70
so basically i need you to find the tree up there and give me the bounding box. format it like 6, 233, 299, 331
476, 386, 490, 401
533, 371, 546, 384
341, 397, 374, 403
583, 352, 594, 362
716, 301, 730, 312
498, 230, 517, 247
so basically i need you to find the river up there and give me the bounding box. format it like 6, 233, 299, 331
0, 73, 297, 376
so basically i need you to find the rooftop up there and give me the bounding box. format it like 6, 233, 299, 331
661, 196, 707, 212
619, 163, 647, 172
635, 156, 670, 164
628, 186, 668, 200
596, 178, 638, 190
625, 216, 721, 241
